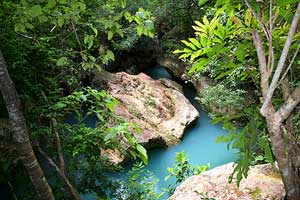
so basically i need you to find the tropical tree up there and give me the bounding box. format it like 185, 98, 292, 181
0, 0, 154, 198
0, 49, 55, 200
175, 0, 300, 199
249, 1, 300, 199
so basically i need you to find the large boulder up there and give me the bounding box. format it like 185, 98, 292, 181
92, 71, 199, 163
169, 162, 285, 200
107, 72, 199, 146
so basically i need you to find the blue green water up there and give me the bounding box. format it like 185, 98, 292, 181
135, 66, 238, 189
82, 66, 238, 199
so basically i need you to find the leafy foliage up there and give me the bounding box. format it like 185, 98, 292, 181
164, 151, 210, 196
174, 7, 259, 86
124, 162, 163, 200
215, 108, 274, 185
196, 84, 246, 118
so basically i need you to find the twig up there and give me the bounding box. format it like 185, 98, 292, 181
244, 0, 270, 41
267, 0, 275, 73
261, 2, 300, 115
276, 42, 300, 88
51, 118, 65, 172
15, 32, 40, 44
71, 18, 82, 52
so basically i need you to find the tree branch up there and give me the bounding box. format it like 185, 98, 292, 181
244, 0, 270, 41
38, 145, 82, 200
277, 86, 300, 122
276, 42, 300, 88
251, 29, 270, 100
261, 2, 300, 115
71, 18, 82, 52
267, 0, 275, 73
51, 118, 65, 173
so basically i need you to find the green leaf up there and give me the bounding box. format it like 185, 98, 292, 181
84, 35, 94, 49
181, 40, 197, 50
188, 38, 202, 48
120, 0, 126, 8
90, 25, 98, 37
38, 16, 48, 23
245, 9, 252, 27
198, 0, 208, 6
136, 144, 148, 164
53, 102, 66, 110
47, 0, 56, 8
106, 50, 115, 61
29, 5, 43, 17
105, 102, 115, 112
57, 16, 64, 27
136, 25, 143, 36
56, 57, 68, 66
108, 31, 113, 40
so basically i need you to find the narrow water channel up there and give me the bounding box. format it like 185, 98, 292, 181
138, 65, 238, 189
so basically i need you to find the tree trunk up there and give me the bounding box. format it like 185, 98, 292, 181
0, 49, 55, 200
266, 117, 300, 200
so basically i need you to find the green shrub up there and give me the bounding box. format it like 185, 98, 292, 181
196, 84, 246, 117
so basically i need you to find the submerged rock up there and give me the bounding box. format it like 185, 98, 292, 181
169, 162, 285, 200
93, 71, 199, 163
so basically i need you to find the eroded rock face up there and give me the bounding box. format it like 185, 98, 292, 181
157, 57, 186, 78
93, 71, 199, 164
169, 162, 285, 200
108, 72, 199, 146
157, 57, 214, 93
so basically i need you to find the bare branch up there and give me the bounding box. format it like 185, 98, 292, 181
38, 146, 61, 173
38, 145, 81, 200
251, 29, 270, 99
267, 0, 275, 73
51, 118, 65, 172
71, 18, 82, 52
276, 42, 300, 88
261, 2, 300, 115
244, 0, 270, 41
277, 86, 300, 122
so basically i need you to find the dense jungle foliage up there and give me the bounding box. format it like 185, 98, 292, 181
1, 0, 300, 199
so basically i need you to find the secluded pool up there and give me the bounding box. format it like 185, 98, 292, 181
82, 66, 238, 199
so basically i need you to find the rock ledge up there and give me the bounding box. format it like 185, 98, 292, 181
169, 162, 285, 200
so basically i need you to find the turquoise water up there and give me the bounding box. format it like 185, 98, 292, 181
137, 66, 238, 190
82, 66, 238, 199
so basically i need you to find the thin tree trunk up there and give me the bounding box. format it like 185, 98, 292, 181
0, 49, 55, 200
38, 147, 81, 200
37, 119, 81, 200
250, 5, 300, 197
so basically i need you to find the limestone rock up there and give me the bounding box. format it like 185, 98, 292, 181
159, 78, 183, 92
94, 71, 199, 164
157, 57, 186, 78
107, 72, 199, 146
169, 162, 285, 200
157, 57, 214, 93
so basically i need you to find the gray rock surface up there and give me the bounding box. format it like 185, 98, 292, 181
169, 162, 285, 200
